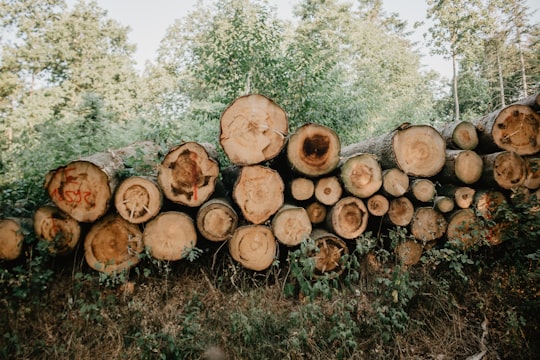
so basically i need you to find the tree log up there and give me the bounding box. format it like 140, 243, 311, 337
33, 205, 81, 255
84, 214, 143, 274
0, 218, 31, 261
310, 229, 348, 277
434, 196, 455, 214
439, 150, 483, 185
326, 196, 368, 240
143, 211, 197, 261
439, 120, 479, 150
382, 168, 409, 197
438, 185, 475, 209
219, 94, 288, 165
157, 142, 220, 207
409, 178, 436, 203
524, 157, 540, 189
289, 177, 315, 201
114, 176, 162, 224
446, 209, 482, 248
481, 151, 527, 189
387, 197, 415, 227
314, 176, 342, 205
395, 240, 423, 266
287, 123, 341, 177
228, 224, 277, 271
515, 92, 540, 113
306, 201, 327, 224
410, 207, 448, 242
367, 194, 390, 217
196, 198, 238, 242
271, 204, 312, 246
474, 190, 506, 221
340, 153, 382, 198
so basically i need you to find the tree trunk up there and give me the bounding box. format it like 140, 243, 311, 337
446, 209, 482, 248
0, 218, 31, 261
341, 124, 446, 178
228, 224, 277, 271
271, 204, 312, 246
367, 194, 389, 217
434, 196, 455, 214
438, 185, 475, 209
481, 151, 527, 189
339, 153, 382, 199
84, 214, 143, 274
326, 196, 369, 240
114, 176, 163, 224
515, 92, 540, 113
305, 201, 327, 225
196, 198, 238, 242
387, 197, 415, 227
381, 168, 409, 197
157, 142, 220, 207
439, 150, 483, 185
410, 207, 447, 242
219, 94, 288, 165
409, 178, 436, 203
314, 176, 343, 206
232, 165, 284, 224
289, 177, 315, 201
439, 121, 479, 150
287, 123, 341, 177
33, 205, 81, 255
395, 240, 423, 266
310, 229, 348, 278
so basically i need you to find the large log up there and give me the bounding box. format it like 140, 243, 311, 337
219, 94, 288, 165
439, 120, 479, 150
0, 218, 31, 261
157, 142, 220, 207
33, 205, 81, 255
114, 176, 162, 224
446, 209, 482, 248
382, 168, 409, 197
271, 204, 312, 246
340, 153, 382, 199
481, 151, 527, 189
228, 224, 277, 271
439, 150, 483, 185
342, 124, 446, 178
196, 198, 238, 242
326, 196, 369, 240
314, 176, 342, 206
310, 229, 348, 277
395, 240, 423, 266
410, 207, 448, 242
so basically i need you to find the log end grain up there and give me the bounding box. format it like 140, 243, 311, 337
524, 157, 540, 190
289, 177, 315, 201
395, 240, 423, 266
327, 196, 368, 239
34, 205, 81, 255
340, 153, 382, 198
410, 207, 448, 242
314, 176, 343, 205
446, 209, 482, 248
229, 225, 277, 271
454, 150, 483, 184
491, 105, 540, 155
143, 212, 197, 261
306, 202, 327, 224
0, 218, 26, 260
114, 176, 163, 224
271, 205, 312, 246
196, 198, 238, 242
382, 168, 409, 197
367, 194, 390, 217
387, 197, 415, 227
310, 229, 348, 277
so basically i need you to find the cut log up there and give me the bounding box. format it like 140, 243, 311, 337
446, 209, 482, 248
439, 150, 483, 185
310, 229, 348, 277
114, 176, 162, 224
143, 211, 197, 261
271, 205, 312, 246
524, 157, 540, 189
341, 124, 446, 178
289, 177, 315, 201
232, 165, 284, 224
395, 240, 423, 266
387, 197, 415, 227
382, 168, 409, 197
157, 142, 220, 207
434, 196, 455, 214
0, 218, 31, 260
228, 224, 277, 271
84, 214, 143, 274
326, 196, 368, 240
474, 190, 506, 221
439, 121, 479, 150
219, 94, 288, 165
306, 202, 327, 224
33, 205, 81, 255
314, 176, 342, 206
410, 207, 448, 242
196, 198, 238, 242
287, 123, 341, 177
481, 151, 527, 189
438, 185, 475, 209
367, 194, 390, 217
340, 153, 382, 198
409, 178, 436, 203
515, 92, 540, 112
474, 104, 540, 155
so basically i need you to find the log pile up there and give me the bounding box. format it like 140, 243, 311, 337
2, 93, 539, 275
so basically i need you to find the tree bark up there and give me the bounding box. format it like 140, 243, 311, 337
33, 205, 81, 255
439, 121, 479, 150
228, 224, 277, 271
271, 204, 312, 246
326, 196, 368, 240
196, 198, 238, 242
410, 207, 448, 242
439, 150, 483, 185
314, 176, 342, 205
310, 229, 348, 278
481, 151, 527, 189
0, 218, 31, 261
367, 194, 390, 217
340, 153, 382, 199
289, 177, 315, 201
382, 168, 409, 197
515, 92, 540, 113
114, 176, 162, 224
387, 197, 415, 227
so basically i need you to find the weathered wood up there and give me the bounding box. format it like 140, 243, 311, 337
305, 202, 327, 224
367, 194, 390, 217
196, 198, 238, 242
219, 94, 288, 165
409, 178, 436, 203
114, 176, 162, 224
287, 123, 341, 177
439, 150, 483, 185
310, 229, 348, 277
439, 120, 479, 150
340, 153, 382, 198
387, 197, 415, 227
271, 204, 312, 246
0, 218, 31, 261
382, 168, 409, 197
326, 196, 368, 240
143, 211, 197, 260
434, 196, 455, 214
481, 151, 527, 189
84, 214, 143, 274
410, 207, 448, 242
228, 224, 277, 271
289, 177, 315, 201
232, 165, 284, 224
314, 176, 343, 206
33, 205, 81, 255
446, 209, 482, 248
157, 142, 220, 207
395, 240, 423, 266
524, 157, 540, 190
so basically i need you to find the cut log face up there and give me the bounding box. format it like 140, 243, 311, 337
310, 229, 348, 277
475, 190, 506, 221
84, 215, 143, 274
158, 142, 220, 207
114, 176, 162, 224
314, 176, 343, 205
446, 209, 482, 248
395, 241, 423, 266
410, 207, 448, 242
229, 225, 277, 271
220, 94, 288, 165
524, 157, 540, 190
439, 185, 475, 209
441, 150, 483, 185
0, 218, 26, 260
287, 123, 341, 177
340, 153, 382, 198
382, 168, 409, 197
387, 197, 415, 227
367, 194, 390, 217
410, 178, 436, 203
481, 151, 527, 189
326, 196, 368, 239
289, 177, 315, 201
306, 202, 327, 224
271, 205, 312, 246
233, 165, 284, 224
196, 198, 238, 242
440, 121, 479, 150
143, 212, 197, 261
33, 205, 80, 255
434, 196, 455, 214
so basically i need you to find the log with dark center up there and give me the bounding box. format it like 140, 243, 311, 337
34, 205, 80, 255
326, 196, 368, 239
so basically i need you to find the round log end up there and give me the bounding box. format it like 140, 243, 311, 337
387, 197, 415, 227
272, 205, 312, 246
115, 177, 162, 224
455, 150, 483, 184
0, 219, 26, 261
310, 229, 349, 278
410, 207, 448, 242
306, 202, 327, 224
229, 225, 277, 271
340, 153, 382, 198
382, 168, 409, 197
446, 209, 482, 248
492, 105, 540, 155
34, 205, 81, 255
314, 176, 343, 205
143, 212, 197, 261
327, 196, 369, 239
196, 198, 238, 242
367, 194, 390, 217
395, 240, 423, 266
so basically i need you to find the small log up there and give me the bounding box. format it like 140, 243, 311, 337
481, 151, 527, 189
289, 177, 315, 201
271, 204, 312, 246
474, 104, 540, 155
410, 207, 448, 242
306, 201, 327, 224
157, 142, 220, 207
84, 214, 143, 274
395, 240, 423, 266
387, 197, 415, 227
474, 190, 506, 221
228, 224, 277, 271
524, 157, 540, 190
310, 229, 348, 277
287, 123, 341, 177
33, 205, 81, 255
434, 196, 455, 214
196, 198, 238, 242
409, 178, 436, 203
446, 209, 482, 248
0, 218, 31, 261
314, 176, 342, 206
143, 211, 197, 261
438, 185, 475, 209
326, 196, 368, 240
342, 124, 446, 178
439, 150, 483, 185
114, 176, 162, 224
340, 153, 382, 198
382, 168, 409, 197
219, 94, 288, 165
367, 194, 390, 217
439, 120, 479, 150
232, 165, 284, 224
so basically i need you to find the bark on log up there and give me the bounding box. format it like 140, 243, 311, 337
434, 196, 455, 214
326, 196, 368, 240
228, 224, 277, 271
387, 197, 415, 227
314, 176, 342, 206
157, 142, 220, 207
306, 201, 327, 225
310, 229, 348, 278
340, 153, 382, 198
341, 124, 446, 178
438, 185, 475, 209
439, 121, 479, 150
515, 92, 540, 113
114, 176, 162, 224
84, 214, 143, 274
287, 123, 341, 177
196, 198, 238, 242
382, 168, 409, 197
524, 157, 540, 189
474, 104, 540, 155
0, 218, 31, 261
446, 209, 482, 248
395, 240, 423, 266
289, 177, 315, 201
439, 150, 483, 185
271, 204, 312, 246
143, 211, 197, 261
367, 194, 390, 217
481, 151, 527, 189
33, 205, 81, 255
232, 165, 284, 224
410, 207, 448, 242
219, 94, 288, 165
409, 178, 436, 203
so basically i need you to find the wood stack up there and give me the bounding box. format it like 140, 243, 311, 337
2, 93, 539, 274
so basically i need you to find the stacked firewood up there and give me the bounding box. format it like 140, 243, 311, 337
1, 93, 539, 276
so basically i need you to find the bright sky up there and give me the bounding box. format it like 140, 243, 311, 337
82, 0, 539, 79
